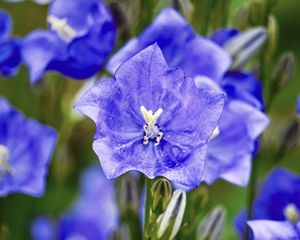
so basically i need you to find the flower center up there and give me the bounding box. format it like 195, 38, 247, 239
140, 106, 163, 146
284, 203, 300, 223
0, 144, 12, 176
47, 15, 77, 42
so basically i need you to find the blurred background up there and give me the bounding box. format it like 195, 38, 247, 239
0, 0, 299, 239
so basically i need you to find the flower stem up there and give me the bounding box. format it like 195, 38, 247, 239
143, 177, 153, 239
244, 1, 273, 239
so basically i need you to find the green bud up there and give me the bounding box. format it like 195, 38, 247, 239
119, 175, 140, 214
249, 2, 263, 26
151, 178, 172, 213
279, 120, 300, 153
172, 0, 194, 21
272, 52, 296, 87
110, 224, 131, 240
266, 15, 278, 59
157, 190, 186, 240
196, 206, 226, 240
0, 224, 10, 240
234, 6, 250, 30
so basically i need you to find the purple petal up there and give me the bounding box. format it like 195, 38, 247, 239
210, 28, 239, 46
107, 7, 231, 82
22, 30, 66, 83
75, 44, 225, 188
0, 97, 57, 197
0, 10, 12, 41
248, 220, 300, 240
31, 216, 56, 240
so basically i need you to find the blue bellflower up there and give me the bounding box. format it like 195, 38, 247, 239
31, 166, 118, 240
107, 7, 269, 187
75, 44, 225, 189
22, 0, 116, 84
0, 10, 22, 77
235, 168, 300, 239
0, 97, 57, 197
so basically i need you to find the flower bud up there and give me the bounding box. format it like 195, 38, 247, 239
224, 27, 267, 69
277, 120, 300, 159
196, 206, 226, 240
271, 52, 296, 87
110, 224, 131, 240
151, 178, 172, 213
119, 174, 140, 214
248, 2, 263, 26
264, 14, 278, 60
157, 190, 186, 239
234, 6, 250, 30
172, 0, 194, 21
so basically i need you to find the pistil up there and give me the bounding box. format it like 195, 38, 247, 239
140, 106, 163, 146
47, 15, 77, 42
0, 144, 12, 176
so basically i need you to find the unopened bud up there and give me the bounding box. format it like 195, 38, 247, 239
151, 178, 172, 213
172, 0, 194, 21
196, 206, 226, 240
234, 6, 250, 30
284, 204, 300, 224
119, 175, 140, 213
224, 27, 267, 69
110, 224, 131, 240
266, 15, 278, 58
249, 2, 263, 26
157, 190, 186, 240
109, 1, 130, 29
272, 52, 296, 87
279, 120, 300, 152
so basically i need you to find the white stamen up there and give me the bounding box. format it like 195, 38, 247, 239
208, 126, 220, 142
284, 203, 300, 223
140, 106, 163, 146
0, 144, 12, 175
47, 15, 77, 42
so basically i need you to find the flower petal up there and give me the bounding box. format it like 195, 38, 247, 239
107, 7, 231, 82
248, 220, 299, 240
0, 10, 12, 41
76, 44, 225, 188
22, 30, 66, 83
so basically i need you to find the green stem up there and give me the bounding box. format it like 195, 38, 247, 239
244, 1, 273, 239
143, 178, 153, 239
199, 0, 214, 36
244, 154, 260, 239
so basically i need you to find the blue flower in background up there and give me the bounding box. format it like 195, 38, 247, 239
22, 0, 116, 84
107, 7, 231, 82
0, 10, 22, 77
108, 7, 269, 187
31, 216, 56, 240
75, 44, 225, 189
31, 166, 118, 240
0, 97, 57, 197
235, 168, 300, 238
247, 220, 300, 240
